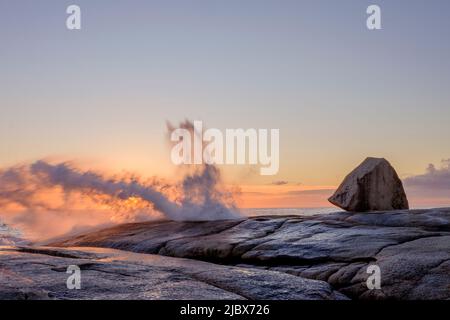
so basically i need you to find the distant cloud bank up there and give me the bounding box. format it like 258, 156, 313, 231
404, 159, 450, 190
403, 159, 450, 207
271, 180, 289, 186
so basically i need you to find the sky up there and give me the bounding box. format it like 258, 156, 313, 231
1, 0, 450, 208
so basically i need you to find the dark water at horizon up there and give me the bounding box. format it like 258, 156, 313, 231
242, 207, 340, 217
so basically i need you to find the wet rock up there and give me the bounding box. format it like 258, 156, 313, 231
351, 235, 450, 300
0, 246, 346, 300
328, 157, 409, 212
50, 207, 450, 300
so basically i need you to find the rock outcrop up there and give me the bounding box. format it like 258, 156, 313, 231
47, 207, 450, 300
0, 246, 345, 300
328, 157, 409, 212
1, 208, 449, 300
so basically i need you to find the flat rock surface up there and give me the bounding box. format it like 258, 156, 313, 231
50, 207, 450, 300
0, 246, 345, 300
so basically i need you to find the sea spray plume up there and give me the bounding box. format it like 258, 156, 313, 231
180, 165, 240, 220
0, 159, 240, 235
166, 119, 241, 219
0, 117, 240, 239
0, 165, 57, 210
30, 161, 182, 219
29, 161, 239, 220
0, 163, 164, 239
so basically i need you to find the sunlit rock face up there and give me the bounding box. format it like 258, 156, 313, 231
50, 208, 450, 300
328, 157, 409, 212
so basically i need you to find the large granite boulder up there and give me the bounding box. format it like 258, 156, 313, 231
328, 157, 409, 212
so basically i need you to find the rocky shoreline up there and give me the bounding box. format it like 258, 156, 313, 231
1, 207, 449, 300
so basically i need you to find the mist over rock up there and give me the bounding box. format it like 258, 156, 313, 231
328, 157, 409, 212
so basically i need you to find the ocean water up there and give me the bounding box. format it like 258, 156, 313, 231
242, 207, 340, 217
0, 208, 340, 245
0, 221, 26, 246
